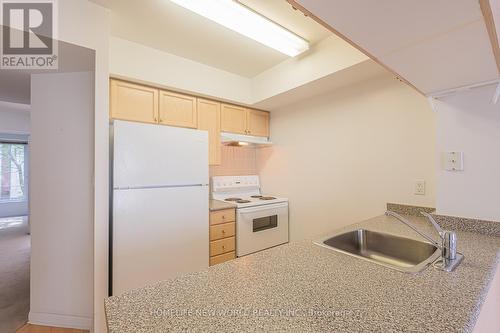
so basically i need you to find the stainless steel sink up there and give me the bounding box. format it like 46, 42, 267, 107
315, 229, 441, 273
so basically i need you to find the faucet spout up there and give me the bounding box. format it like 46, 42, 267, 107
419, 211, 444, 237
385, 210, 464, 272
384, 211, 440, 248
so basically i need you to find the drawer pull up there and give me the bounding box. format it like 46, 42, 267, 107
210, 209, 235, 225
210, 236, 235, 256
210, 222, 235, 241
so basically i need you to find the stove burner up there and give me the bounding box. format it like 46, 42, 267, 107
260, 196, 277, 200
251, 195, 263, 198
225, 197, 242, 202
236, 200, 251, 203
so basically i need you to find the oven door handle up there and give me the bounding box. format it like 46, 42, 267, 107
237, 202, 288, 214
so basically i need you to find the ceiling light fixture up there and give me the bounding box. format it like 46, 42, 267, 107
168, 0, 310, 57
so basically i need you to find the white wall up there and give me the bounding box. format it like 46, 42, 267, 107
436, 85, 500, 221
109, 35, 369, 108
257, 74, 436, 241
56, 1, 110, 331
29, 72, 94, 329
109, 36, 252, 104
0, 103, 30, 134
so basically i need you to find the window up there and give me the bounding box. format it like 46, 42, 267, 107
0, 142, 27, 203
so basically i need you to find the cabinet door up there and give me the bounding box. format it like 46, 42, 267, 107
197, 99, 221, 165
220, 104, 247, 135
110, 79, 158, 124
159, 90, 197, 128
247, 109, 270, 137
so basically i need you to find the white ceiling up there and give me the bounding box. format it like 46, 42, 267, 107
89, 0, 331, 77
294, 0, 499, 94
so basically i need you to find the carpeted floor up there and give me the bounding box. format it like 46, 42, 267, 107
0, 216, 30, 333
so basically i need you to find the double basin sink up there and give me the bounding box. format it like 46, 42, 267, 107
315, 229, 442, 273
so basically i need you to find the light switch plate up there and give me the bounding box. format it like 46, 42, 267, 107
443, 152, 464, 171
415, 180, 426, 195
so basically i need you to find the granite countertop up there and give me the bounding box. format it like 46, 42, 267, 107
209, 199, 236, 212
105, 214, 500, 333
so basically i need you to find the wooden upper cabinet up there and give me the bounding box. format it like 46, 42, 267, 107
110, 79, 271, 140
159, 90, 197, 128
220, 104, 247, 135
247, 109, 270, 137
221, 104, 270, 137
110, 79, 158, 124
197, 99, 221, 165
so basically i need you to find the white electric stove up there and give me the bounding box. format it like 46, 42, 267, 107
212, 175, 289, 256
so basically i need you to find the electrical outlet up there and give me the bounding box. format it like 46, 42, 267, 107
415, 180, 426, 195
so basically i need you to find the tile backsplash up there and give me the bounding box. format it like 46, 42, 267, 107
209, 146, 257, 177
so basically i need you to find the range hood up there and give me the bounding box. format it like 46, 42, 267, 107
221, 132, 272, 147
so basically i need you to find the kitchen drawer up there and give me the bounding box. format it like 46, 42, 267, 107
210, 208, 235, 225
210, 222, 235, 241
210, 251, 236, 266
210, 236, 235, 256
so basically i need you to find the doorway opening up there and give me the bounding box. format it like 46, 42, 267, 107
0, 116, 30, 333
0, 35, 95, 332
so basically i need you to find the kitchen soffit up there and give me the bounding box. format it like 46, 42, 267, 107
291, 0, 499, 94
88, 0, 331, 78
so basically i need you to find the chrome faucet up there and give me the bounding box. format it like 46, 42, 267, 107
385, 210, 463, 272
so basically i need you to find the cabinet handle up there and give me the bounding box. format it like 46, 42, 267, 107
221, 230, 226, 234
154, 117, 157, 122
222, 215, 225, 220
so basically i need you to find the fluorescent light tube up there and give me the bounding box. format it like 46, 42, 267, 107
168, 0, 309, 57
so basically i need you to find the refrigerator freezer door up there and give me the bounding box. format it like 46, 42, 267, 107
112, 185, 209, 296
113, 120, 208, 189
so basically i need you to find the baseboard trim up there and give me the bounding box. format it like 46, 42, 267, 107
28, 311, 92, 330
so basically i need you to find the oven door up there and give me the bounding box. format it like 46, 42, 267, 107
236, 202, 289, 257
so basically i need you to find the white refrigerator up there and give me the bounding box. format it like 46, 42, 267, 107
110, 120, 209, 296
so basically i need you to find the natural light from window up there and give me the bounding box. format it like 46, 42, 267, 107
0, 143, 27, 203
